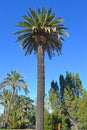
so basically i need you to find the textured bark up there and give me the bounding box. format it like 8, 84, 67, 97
36, 45, 45, 130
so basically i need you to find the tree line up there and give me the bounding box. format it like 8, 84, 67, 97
0, 71, 87, 130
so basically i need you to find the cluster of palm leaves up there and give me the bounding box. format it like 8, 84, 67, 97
14, 7, 68, 58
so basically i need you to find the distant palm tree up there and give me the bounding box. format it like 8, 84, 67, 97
0, 89, 10, 127
0, 90, 9, 115
0, 70, 29, 128
14, 7, 68, 130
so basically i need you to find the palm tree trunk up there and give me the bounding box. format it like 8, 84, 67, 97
4, 89, 14, 129
36, 45, 45, 130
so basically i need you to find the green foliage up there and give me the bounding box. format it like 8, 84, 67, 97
8, 105, 20, 129
45, 72, 87, 130
0, 71, 29, 128
59, 72, 83, 129
14, 7, 68, 58
44, 81, 60, 130
0, 70, 29, 94
49, 81, 59, 113
8, 95, 35, 129
1, 70, 87, 130
0, 90, 35, 129
61, 115, 68, 130
77, 91, 87, 129
44, 110, 53, 130
44, 109, 59, 130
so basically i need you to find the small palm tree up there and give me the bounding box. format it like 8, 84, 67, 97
0, 90, 10, 114
0, 70, 29, 128
14, 7, 68, 130
0, 90, 10, 127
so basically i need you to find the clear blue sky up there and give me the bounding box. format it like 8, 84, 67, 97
0, 0, 87, 102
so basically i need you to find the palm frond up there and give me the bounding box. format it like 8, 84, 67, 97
46, 13, 55, 24
29, 8, 39, 25
27, 11, 32, 18
37, 8, 41, 23
14, 29, 31, 35
23, 38, 37, 55
47, 7, 52, 17
49, 17, 64, 26
24, 42, 34, 55
16, 33, 31, 42
29, 8, 38, 19
17, 21, 32, 28
41, 7, 47, 26
60, 30, 69, 37
22, 15, 35, 26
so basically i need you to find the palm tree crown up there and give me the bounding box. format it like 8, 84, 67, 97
0, 71, 28, 94
14, 7, 68, 58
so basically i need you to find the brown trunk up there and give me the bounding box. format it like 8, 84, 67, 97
36, 45, 45, 130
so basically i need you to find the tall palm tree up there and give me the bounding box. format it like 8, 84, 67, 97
14, 7, 68, 130
0, 70, 29, 128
